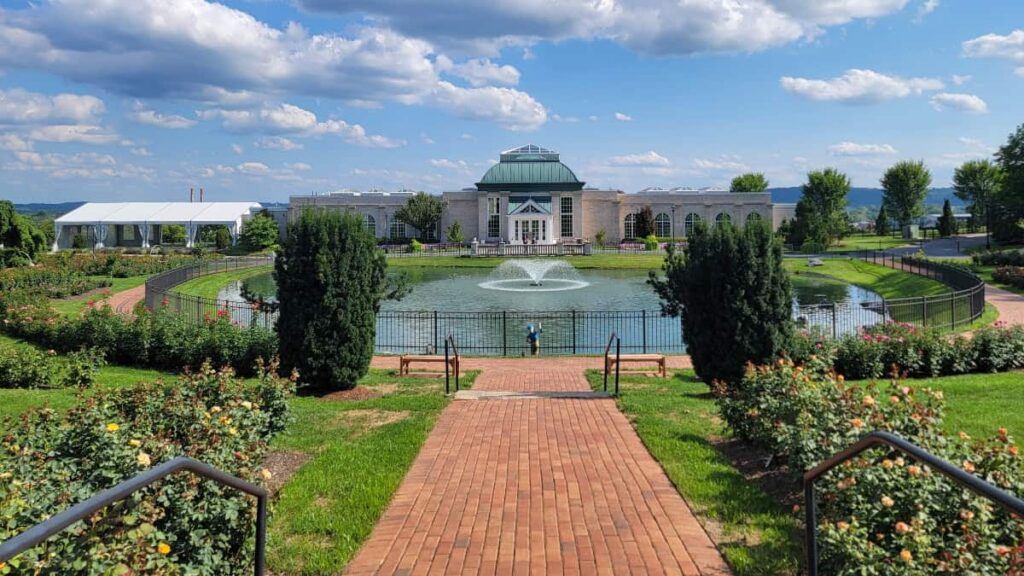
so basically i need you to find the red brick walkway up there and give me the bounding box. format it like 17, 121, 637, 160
346, 359, 729, 575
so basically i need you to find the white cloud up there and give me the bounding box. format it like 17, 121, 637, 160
614, 112, 632, 122
129, 147, 152, 157
588, 115, 598, 122
958, 137, 994, 152
0, 134, 32, 152
552, 114, 579, 123
28, 124, 120, 145
608, 151, 671, 167
5, 149, 153, 180
963, 30, 1024, 76
420, 132, 435, 144
237, 161, 270, 175
429, 158, 469, 171
0, 89, 105, 124
127, 103, 196, 129
0, 1, 550, 131
286, 162, 311, 171
200, 103, 405, 147
436, 56, 520, 86
781, 69, 943, 103
916, 0, 939, 19
255, 135, 304, 151
828, 142, 898, 156
693, 157, 750, 172
951, 74, 972, 86
231, 143, 244, 155
929, 92, 988, 114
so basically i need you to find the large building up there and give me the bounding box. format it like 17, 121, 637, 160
289, 145, 796, 243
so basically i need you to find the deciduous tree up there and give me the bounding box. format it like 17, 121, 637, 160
395, 192, 445, 241
730, 172, 769, 193
787, 168, 850, 250
445, 219, 464, 244
953, 160, 1002, 227
240, 209, 280, 251
881, 160, 931, 227
993, 124, 1024, 242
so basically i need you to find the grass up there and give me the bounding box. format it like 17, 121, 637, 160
587, 369, 801, 576
268, 369, 478, 575
826, 234, 913, 252
171, 265, 272, 299
973, 264, 1024, 296
50, 275, 150, 316
783, 258, 948, 299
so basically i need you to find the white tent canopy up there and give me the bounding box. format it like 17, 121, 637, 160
53, 202, 263, 250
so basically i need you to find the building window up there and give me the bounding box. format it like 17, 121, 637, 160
624, 213, 636, 239
745, 212, 761, 226
560, 196, 573, 238
487, 197, 500, 238
655, 213, 671, 238
390, 217, 406, 240
684, 213, 702, 236
716, 213, 732, 226
123, 225, 135, 241
364, 214, 376, 237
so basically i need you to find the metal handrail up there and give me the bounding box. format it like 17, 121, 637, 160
444, 333, 460, 394
602, 332, 620, 395
0, 456, 268, 576
803, 431, 1024, 576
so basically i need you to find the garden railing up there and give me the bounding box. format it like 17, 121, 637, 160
803, 431, 1024, 576
444, 333, 461, 395
602, 332, 621, 395
0, 456, 268, 576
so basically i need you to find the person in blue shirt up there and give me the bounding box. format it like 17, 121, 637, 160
527, 322, 542, 356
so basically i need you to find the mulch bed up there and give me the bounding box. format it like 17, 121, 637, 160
262, 450, 313, 495
710, 436, 801, 508
319, 386, 382, 402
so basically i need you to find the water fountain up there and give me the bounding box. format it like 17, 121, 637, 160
478, 259, 590, 292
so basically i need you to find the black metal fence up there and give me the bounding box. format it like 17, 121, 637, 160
145, 250, 985, 355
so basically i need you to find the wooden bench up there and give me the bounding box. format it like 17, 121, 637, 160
605, 354, 667, 378
399, 354, 459, 376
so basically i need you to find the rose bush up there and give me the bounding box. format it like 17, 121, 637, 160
0, 345, 105, 389
717, 359, 1024, 574
0, 361, 294, 575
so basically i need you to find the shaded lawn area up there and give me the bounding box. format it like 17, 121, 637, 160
587, 369, 801, 576
783, 258, 948, 299
50, 275, 150, 316
268, 369, 479, 575
826, 234, 913, 252
973, 264, 1024, 296
170, 265, 272, 299
387, 253, 666, 270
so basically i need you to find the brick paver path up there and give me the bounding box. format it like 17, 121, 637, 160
347, 358, 729, 575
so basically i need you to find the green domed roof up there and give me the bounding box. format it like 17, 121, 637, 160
476, 145, 584, 192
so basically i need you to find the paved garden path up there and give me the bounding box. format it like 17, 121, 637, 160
347, 358, 729, 575
106, 284, 146, 314
983, 283, 1024, 325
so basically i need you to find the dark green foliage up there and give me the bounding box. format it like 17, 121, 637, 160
881, 160, 931, 227
215, 227, 231, 249
240, 210, 280, 251
937, 199, 957, 237
729, 172, 769, 193
953, 159, 1002, 227
0, 200, 48, 265
445, 219, 464, 244
394, 192, 445, 241
162, 224, 187, 244
649, 219, 793, 384
787, 168, 850, 249
71, 232, 88, 249
874, 205, 891, 235
276, 209, 387, 391
993, 124, 1024, 242
634, 206, 655, 239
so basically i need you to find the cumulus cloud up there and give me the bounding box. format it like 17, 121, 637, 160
951, 74, 972, 85
693, 157, 750, 172
828, 142, 898, 156
28, 124, 120, 145
129, 147, 152, 157
916, 0, 939, 19
963, 30, 1024, 76
0, 88, 105, 124
199, 102, 405, 147
286, 162, 311, 171
5, 149, 153, 180
430, 81, 546, 130
614, 112, 633, 122
128, 102, 196, 129
929, 92, 988, 114
436, 56, 520, 86
429, 158, 469, 171
254, 135, 304, 151
0, 0, 549, 131
608, 151, 671, 167
781, 69, 943, 103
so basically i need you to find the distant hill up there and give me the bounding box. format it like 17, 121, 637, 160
769, 187, 957, 207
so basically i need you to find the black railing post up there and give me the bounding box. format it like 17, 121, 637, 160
922, 297, 927, 328
433, 310, 438, 353
615, 337, 621, 396
831, 303, 837, 339
572, 310, 577, 355
444, 337, 450, 395
642, 310, 647, 354
502, 311, 507, 356
805, 482, 818, 576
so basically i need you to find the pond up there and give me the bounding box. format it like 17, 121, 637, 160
216, 260, 884, 354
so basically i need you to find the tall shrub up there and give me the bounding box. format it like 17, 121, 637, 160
275, 209, 387, 390
634, 206, 655, 239
650, 219, 792, 384
240, 210, 280, 252
788, 168, 850, 249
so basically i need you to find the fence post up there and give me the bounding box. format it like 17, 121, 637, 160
832, 303, 837, 339
642, 310, 648, 353
572, 310, 577, 355
433, 311, 438, 353
502, 311, 507, 356
922, 297, 927, 328
950, 293, 956, 329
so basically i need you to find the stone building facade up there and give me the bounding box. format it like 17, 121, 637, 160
288, 145, 796, 243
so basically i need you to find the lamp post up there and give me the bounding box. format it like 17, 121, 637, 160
671, 205, 676, 240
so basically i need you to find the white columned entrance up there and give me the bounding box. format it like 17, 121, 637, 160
507, 199, 555, 245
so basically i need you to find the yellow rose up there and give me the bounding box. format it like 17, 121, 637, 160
260, 468, 273, 480
881, 496, 894, 508
157, 542, 171, 555
228, 427, 238, 436
106, 423, 120, 433
128, 439, 141, 448
137, 452, 151, 467
241, 401, 253, 410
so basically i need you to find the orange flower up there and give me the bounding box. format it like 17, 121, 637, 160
836, 521, 850, 531
862, 395, 875, 407
907, 465, 921, 477
836, 374, 845, 383
960, 510, 975, 521
1009, 446, 1019, 457
962, 460, 976, 473
900, 549, 913, 563
895, 522, 912, 534
157, 542, 171, 555
851, 418, 864, 429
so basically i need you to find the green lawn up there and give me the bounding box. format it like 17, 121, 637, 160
783, 258, 948, 299
973, 264, 1024, 296
268, 369, 478, 575
171, 265, 272, 299
826, 234, 913, 252
50, 275, 150, 316
588, 369, 801, 576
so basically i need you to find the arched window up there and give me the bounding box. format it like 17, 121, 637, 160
389, 217, 406, 240
624, 213, 636, 239
745, 212, 762, 226
655, 213, 671, 238
683, 213, 702, 237
715, 213, 732, 226
364, 214, 376, 237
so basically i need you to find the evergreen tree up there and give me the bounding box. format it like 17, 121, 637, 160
240, 210, 280, 251
275, 209, 389, 391
937, 199, 957, 237
445, 219, 465, 244
635, 206, 655, 239
787, 168, 850, 250
730, 172, 769, 193
395, 192, 445, 241
649, 219, 792, 384
881, 160, 931, 227
875, 205, 891, 235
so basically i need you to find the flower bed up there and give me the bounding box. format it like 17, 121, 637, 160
0, 362, 294, 575
993, 266, 1024, 290
716, 358, 1024, 573
789, 322, 1024, 380
0, 346, 105, 389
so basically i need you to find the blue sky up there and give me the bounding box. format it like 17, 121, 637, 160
0, 0, 1022, 202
